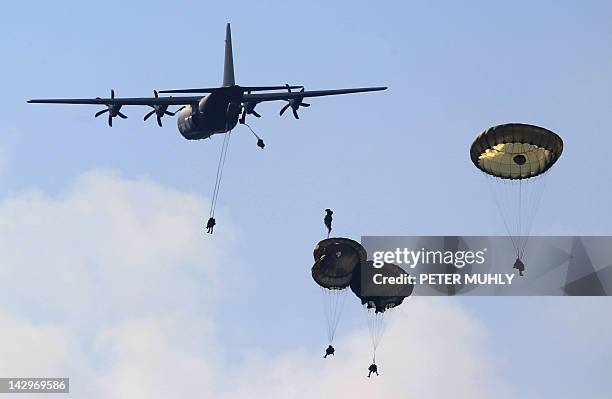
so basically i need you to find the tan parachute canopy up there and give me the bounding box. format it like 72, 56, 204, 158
470, 123, 563, 180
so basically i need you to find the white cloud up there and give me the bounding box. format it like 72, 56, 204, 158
0, 310, 71, 376
0, 170, 230, 397
4, 170, 607, 398
72, 298, 511, 399
0, 170, 232, 326
0, 170, 513, 398
93, 317, 215, 399
218, 298, 512, 399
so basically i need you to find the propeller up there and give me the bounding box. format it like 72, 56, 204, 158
239, 91, 261, 124
94, 89, 127, 127
279, 84, 310, 119
143, 90, 176, 127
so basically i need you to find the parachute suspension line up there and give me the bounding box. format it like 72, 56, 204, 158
209, 132, 229, 218
485, 174, 519, 252
320, 287, 347, 345
364, 307, 387, 364
519, 174, 549, 259
330, 289, 347, 343
214, 130, 233, 211
324, 288, 334, 343
243, 122, 261, 140
329, 289, 345, 343
209, 131, 233, 218
518, 178, 522, 258
320, 287, 330, 342
486, 172, 550, 261
244, 122, 265, 149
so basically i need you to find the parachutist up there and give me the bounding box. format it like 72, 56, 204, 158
312, 238, 368, 350
367, 363, 379, 378
514, 258, 525, 276
324, 209, 333, 237
206, 217, 216, 234
257, 138, 265, 149
471, 124, 562, 280
323, 345, 335, 358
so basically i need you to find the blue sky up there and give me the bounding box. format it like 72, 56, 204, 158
1, 1, 612, 398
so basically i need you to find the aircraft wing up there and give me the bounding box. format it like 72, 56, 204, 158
27, 96, 201, 106
158, 85, 304, 94
242, 87, 387, 103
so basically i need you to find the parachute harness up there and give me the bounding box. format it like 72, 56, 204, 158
209, 130, 233, 218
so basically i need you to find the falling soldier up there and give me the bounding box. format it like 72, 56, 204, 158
367, 363, 379, 378
324, 209, 333, 237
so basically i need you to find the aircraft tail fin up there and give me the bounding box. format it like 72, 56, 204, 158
223, 23, 235, 87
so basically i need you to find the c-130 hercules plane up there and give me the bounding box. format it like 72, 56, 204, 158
28, 23, 387, 140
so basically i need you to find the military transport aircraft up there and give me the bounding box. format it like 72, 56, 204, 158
28, 24, 387, 141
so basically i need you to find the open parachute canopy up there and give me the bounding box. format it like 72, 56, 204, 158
350, 261, 414, 313
470, 123, 563, 180
312, 258, 354, 289
470, 123, 564, 265
313, 238, 367, 279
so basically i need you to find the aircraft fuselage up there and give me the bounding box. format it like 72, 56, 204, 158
177, 87, 243, 140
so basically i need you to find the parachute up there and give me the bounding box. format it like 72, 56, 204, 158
470, 123, 563, 271
311, 236, 414, 367
350, 261, 413, 362
313, 238, 367, 277
312, 238, 366, 350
